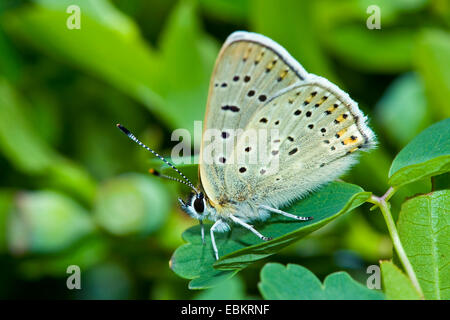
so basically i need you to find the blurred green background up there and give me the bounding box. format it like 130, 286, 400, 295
0, 0, 448, 299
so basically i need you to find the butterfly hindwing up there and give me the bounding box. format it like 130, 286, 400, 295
224, 79, 375, 207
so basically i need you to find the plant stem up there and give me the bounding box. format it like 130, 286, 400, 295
369, 189, 424, 299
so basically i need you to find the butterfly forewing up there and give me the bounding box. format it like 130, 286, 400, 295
200, 32, 309, 205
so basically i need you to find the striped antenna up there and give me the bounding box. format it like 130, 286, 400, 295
116, 124, 199, 194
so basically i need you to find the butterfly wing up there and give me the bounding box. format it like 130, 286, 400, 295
200, 31, 376, 210
199, 32, 310, 205
224, 77, 376, 208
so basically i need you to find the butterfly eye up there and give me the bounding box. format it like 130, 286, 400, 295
193, 197, 205, 213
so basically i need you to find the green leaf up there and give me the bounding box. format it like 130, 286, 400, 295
433, 172, 450, 191
45, 158, 98, 204
157, 0, 219, 136
324, 26, 415, 73
7, 190, 94, 254
358, 0, 429, 21
0, 78, 97, 203
170, 181, 370, 289
3, 1, 218, 132
169, 227, 238, 289
250, 0, 337, 82
388, 118, 450, 188
343, 214, 392, 261
33, 0, 140, 37
18, 236, 107, 279
94, 173, 171, 236
198, 0, 249, 23
316, 1, 426, 73
397, 190, 450, 299
375, 73, 432, 148
258, 263, 384, 300
0, 191, 14, 253
380, 261, 422, 300
0, 78, 54, 173
195, 275, 247, 300
2, 5, 162, 121
0, 28, 22, 82
76, 262, 133, 299
415, 29, 450, 118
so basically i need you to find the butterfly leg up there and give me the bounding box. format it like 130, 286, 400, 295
210, 220, 223, 260
199, 219, 205, 245
178, 198, 187, 209
259, 205, 313, 221
229, 215, 272, 241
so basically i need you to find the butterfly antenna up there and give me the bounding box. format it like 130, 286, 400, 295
148, 168, 196, 190
116, 124, 199, 194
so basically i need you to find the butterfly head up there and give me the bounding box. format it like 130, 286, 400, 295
179, 192, 209, 220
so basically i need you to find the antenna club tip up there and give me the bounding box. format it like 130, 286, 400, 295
116, 123, 130, 135
149, 168, 160, 176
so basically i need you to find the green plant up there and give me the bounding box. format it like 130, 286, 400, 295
170, 118, 450, 299
259, 263, 384, 300
0, 0, 448, 300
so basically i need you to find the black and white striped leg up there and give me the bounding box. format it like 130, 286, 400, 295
210, 220, 222, 260
259, 205, 313, 221
229, 215, 272, 241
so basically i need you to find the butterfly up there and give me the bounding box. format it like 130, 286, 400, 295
117, 31, 376, 260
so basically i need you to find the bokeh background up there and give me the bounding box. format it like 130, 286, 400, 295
0, 0, 448, 299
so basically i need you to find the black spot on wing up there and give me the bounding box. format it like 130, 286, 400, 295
221, 105, 240, 112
